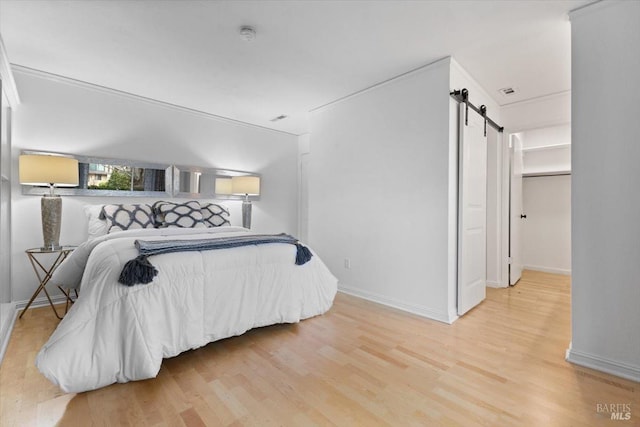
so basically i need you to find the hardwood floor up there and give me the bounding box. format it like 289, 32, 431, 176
0, 270, 637, 426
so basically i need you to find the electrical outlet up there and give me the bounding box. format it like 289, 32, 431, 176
344, 259, 351, 269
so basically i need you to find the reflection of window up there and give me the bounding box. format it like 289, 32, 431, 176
133, 168, 166, 192
86, 166, 131, 190
86, 163, 112, 187
81, 163, 165, 191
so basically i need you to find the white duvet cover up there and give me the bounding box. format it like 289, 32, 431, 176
37, 226, 337, 393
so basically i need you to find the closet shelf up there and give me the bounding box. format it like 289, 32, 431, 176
522, 143, 571, 153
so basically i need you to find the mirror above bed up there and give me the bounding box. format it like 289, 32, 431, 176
171, 166, 262, 200
20, 150, 260, 200
20, 151, 173, 198
172, 165, 260, 201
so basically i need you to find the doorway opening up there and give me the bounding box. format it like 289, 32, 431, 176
506, 124, 572, 286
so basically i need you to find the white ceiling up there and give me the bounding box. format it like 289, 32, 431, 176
0, 0, 590, 135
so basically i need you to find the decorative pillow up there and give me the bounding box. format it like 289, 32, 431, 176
84, 204, 108, 240
153, 201, 207, 228
100, 204, 155, 233
201, 203, 231, 227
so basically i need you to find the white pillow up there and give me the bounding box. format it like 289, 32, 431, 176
83, 204, 108, 240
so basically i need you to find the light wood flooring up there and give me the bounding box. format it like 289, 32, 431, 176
0, 270, 637, 426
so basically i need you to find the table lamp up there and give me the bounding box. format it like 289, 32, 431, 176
231, 176, 260, 229
214, 177, 232, 195
19, 154, 79, 250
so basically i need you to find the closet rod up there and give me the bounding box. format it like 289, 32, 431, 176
450, 88, 504, 134
524, 172, 572, 178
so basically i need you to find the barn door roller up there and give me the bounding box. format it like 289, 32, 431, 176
450, 88, 504, 134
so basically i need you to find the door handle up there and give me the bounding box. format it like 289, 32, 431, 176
521, 214, 527, 219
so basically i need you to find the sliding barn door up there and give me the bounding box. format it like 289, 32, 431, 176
457, 104, 488, 315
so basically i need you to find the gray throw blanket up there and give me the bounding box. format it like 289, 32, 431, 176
119, 233, 312, 286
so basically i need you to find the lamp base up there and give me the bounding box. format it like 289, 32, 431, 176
242, 200, 252, 229
41, 195, 62, 251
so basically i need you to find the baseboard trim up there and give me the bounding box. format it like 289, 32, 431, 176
566, 347, 640, 383
523, 265, 571, 276
338, 285, 456, 324
1, 295, 69, 365
0, 304, 17, 366
486, 280, 508, 288
14, 294, 70, 310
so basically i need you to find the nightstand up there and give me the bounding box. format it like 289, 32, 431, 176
20, 246, 77, 320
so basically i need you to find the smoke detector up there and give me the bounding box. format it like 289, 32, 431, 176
239, 26, 256, 42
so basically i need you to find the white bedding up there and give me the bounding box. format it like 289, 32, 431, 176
37, 226, 337, 393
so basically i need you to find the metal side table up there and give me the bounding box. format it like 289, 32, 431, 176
20, 246, 77, 320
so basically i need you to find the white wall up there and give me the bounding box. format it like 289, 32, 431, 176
0, 36, 19, 305
297, 133, 310, 243
308, 58, 454, 322
1, 91, 12, 304
522, 175, 571, 275
521, 124, 570, 149
501, 92, 570, 132
306, 57, 500, 322
11, 69, 299, 303
523, 147, 571, 175
568, 0, 640, 381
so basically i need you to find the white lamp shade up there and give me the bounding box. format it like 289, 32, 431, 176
232, 175, 260, 195
19, 154, 79, 186
215, 177, 233, 195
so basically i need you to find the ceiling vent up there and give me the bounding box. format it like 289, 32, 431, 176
499, 87, 517, 96
270, 115, 288, 122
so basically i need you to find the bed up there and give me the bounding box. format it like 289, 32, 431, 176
36, 202, 338, 393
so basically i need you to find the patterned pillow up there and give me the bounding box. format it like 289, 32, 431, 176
153, 201, 207, 228
100, 204, 154, 233
201, 203, 230, 227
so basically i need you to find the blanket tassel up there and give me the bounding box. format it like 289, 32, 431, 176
118, 255, 158, 286
295, 243, 313, 265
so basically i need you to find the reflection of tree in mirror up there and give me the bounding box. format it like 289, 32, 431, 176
88, 166, 132, 190
133, 168, 144, 191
